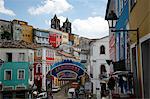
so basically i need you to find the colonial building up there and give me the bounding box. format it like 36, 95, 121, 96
51, 15, 72, 34
89, 36, 110, 99
11, 19, 33, 43
106, 0, 150, 98
61, 31, 69, 45
73, 34, 80, 46
129, 0, 150, 98
51, 15, 60, 30
49, 28, 62, 48
33, 28, 49, 45
61, 18, 72, 34
19, 20, 33, 43
0, 19, 12, 40
0, 40, 35, 99
69, 33, 74, 46
79, 37, 91, 75
34, 45, 55, 91
12, 20, 22, 41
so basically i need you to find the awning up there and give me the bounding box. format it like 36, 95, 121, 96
112, 71, 133, 76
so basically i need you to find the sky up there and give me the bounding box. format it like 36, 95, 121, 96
0, 0, 109, 39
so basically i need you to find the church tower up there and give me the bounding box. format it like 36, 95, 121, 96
51, 14, 60, 30
61, 18, 72, 34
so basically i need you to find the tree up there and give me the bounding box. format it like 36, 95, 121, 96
1, 31, 11, 40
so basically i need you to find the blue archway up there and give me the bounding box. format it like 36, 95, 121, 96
47, 59, 86, 80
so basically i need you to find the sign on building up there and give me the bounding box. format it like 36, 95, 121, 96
47, 60, 85, 80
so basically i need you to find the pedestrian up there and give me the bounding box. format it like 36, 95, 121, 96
118, 75, 124, 93
65, 88, 67, 93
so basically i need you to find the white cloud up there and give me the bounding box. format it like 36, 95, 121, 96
0, 0, 15, 16
72, 16, 109, 39
57, 16, 66, 26
28, 0, 73, 15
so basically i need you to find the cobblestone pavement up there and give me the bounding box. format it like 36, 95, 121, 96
53, 84, 69, 99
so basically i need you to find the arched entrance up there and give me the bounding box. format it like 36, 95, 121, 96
48, 60, 85, 80
46, 59, 86, 97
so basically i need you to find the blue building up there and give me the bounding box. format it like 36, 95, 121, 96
0, 40, 35, 99
0, 62, 33, 98
115, 0, 130, 70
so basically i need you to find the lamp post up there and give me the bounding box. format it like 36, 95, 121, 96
106, 10, 143, 98
106, 10, 118, 29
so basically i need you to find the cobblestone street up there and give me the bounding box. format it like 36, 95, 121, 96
53, 84, 69, 99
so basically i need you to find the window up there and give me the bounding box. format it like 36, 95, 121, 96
18, 69, 25, 80
100, 45, 105, 54
5, 70, 12, 80
100, 65, 107, 79
30, 53, 33, 62
36, 64, 42, 73
101, 65, 106, 74
46, 66, 47, 72
19, 53, 25, 61
6, 53, 12, 62
63, 35, 67, 38
37, 50, 41, 57
29, 69, 32, 81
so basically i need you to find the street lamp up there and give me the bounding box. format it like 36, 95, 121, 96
106, 10, 118, 28
106, 10, 139, 44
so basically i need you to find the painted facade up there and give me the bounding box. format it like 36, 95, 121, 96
33, 28, 49, 45
34, 46, 55, 91
0, 62, 33, 98
49, 28, 62, 48
20, 22, 33, 43
12, 20, 22, 41
73, 34, 80, 46
69, 33, 74, 45
106, 0, 150, 98
61, 32, 69, 44
89, 36, 110, 99
0, 40, 34, 98
115, 0, 129, 70
79, 37, 91, 75
105, 0, 116, 62
129, 0, 150, 98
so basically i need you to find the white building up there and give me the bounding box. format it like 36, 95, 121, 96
34, 46, 55, 91
89, 36, 110, 99
33, 28, 49, 45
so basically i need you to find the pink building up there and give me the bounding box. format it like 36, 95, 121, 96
49, 29, 62, 48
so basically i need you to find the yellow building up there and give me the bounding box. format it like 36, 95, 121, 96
73, 34, 80, 46
13, 20, 33, 43
20, 23, 33, 43
61, 32, 69, 44
129, 0, 150, 98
